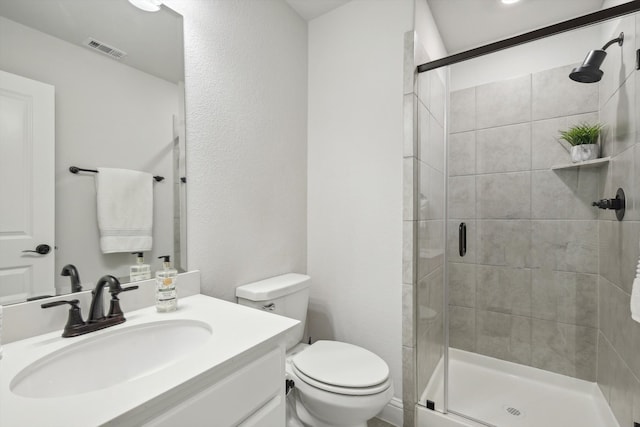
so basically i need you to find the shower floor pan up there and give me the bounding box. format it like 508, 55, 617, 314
420, 348, 618, 427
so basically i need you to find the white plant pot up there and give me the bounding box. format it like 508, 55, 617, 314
570, 144, 599, 163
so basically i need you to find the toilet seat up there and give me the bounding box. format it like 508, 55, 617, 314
291, 340, 391, 396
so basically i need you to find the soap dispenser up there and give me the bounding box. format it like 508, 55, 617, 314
155, 255, 177, 312
130, 252, 151, 282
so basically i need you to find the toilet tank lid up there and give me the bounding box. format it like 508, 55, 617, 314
236, 273, 310, 301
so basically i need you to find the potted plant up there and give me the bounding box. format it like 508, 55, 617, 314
558, 123, 604, 163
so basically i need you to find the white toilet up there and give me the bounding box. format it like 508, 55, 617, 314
236, 273, 393, 427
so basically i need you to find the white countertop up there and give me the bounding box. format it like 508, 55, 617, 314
0, 294, 298, 427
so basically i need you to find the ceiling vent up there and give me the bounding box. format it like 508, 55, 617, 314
82, 38, 127, 60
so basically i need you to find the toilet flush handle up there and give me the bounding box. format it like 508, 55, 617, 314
262, 303, 276, 311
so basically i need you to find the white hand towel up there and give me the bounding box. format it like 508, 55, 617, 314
96, 167, 153, 254
632, 258, 640, 323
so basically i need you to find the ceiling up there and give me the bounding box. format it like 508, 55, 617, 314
427, 0, 606, 54
286, 0, 352, 21
0, 0, 184, 83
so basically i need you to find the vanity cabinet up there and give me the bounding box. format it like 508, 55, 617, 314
142, 347, 284, 427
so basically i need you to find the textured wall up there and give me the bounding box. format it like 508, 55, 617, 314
0, 16, 178, 291
447, 63, 601, 381
596, 13, 640, 427
307, 0, 412, 409
166, 0, 308, 302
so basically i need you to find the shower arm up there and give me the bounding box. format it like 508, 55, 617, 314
601, 32, 624, 50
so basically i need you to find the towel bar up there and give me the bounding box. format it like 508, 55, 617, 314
69, 166, 164, 182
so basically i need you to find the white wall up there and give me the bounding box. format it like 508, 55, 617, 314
0, 16, 179, 292
164, 0, 308, 302
415, 0, 447, 62
307, 0, 413, 401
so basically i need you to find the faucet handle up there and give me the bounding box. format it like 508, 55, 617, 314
41, 299, 86, 338
107, 285, 139, 320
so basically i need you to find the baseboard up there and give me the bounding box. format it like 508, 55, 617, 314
377, 397, 403, 426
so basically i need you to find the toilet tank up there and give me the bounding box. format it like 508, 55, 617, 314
236, 273, 310, 351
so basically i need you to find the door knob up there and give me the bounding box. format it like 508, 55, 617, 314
22, 244, 51, 255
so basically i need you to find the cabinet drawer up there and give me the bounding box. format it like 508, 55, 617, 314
145, 347, 283, 427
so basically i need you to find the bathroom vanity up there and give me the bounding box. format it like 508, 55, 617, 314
0, 294, 298, 426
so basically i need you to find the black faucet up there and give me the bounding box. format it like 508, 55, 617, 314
61, 264, 82, 293
42, 275, 139, 338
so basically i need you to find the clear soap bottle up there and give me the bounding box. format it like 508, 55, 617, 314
156, 255, 177, 312
130, 252, 151, 282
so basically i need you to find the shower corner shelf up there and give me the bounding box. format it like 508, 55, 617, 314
550, 156, 610, 171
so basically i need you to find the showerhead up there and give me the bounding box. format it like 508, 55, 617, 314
569, 50, 606, 83
569, 32, 624, 84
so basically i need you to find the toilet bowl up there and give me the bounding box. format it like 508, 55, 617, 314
236, 274, 393, 427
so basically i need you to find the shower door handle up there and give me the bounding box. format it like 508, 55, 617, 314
459, 223, 466, 257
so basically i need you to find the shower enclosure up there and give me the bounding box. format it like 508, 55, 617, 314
404, 3, 640, 427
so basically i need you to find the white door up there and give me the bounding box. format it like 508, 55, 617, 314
0, 70, 55, 304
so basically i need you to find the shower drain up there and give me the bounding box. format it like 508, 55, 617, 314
505, 406, 522, 416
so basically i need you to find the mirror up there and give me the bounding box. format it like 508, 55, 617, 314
0, 0, 186, 304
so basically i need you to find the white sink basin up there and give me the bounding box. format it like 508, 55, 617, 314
10, 319, 212, 398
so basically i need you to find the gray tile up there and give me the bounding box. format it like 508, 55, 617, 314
620, 220, 640, 296
450, 88, 475, 133
418, 161, 444, 221
448, 131, 476, 176
531, 220, 598, 273
402, 284, 414, 347
403, 158, 416, 221
476, 74, 531, 129
477, 172, 531, 219
611, 354, 635, 427
476, 123, 531, 174
449, 262, 475, 307
418, 267, 444, 325
600, 276, 640, 381
599, 220, 622, 287
531, 319, 597, 381
417, 269, 444, 397
476, 220, 531, 268
403, 94, 417, 157
403, 407, 414, 427
402, 346, 416, 408
476, 311, 531, 365
611, 146, 638, 221
448, 176, 475, 219
449, 305, 475, 352
633, 375, 640, 427
531, 169, 599, 220
418, 107, 445, 173
531, 113, 599, 170
402, 221, 414, 285
448, 219, 476, 264
600, 74, 636, 157
531, 270, 597, 327
597, 332, 616, 401
598, 334, 615, 402
403, 31, 415, 95
635, 144, 640, 218
599, 220, 639, 292
532, 64, 598, 120
417, 220, 444, 280
476, 265, 532, 316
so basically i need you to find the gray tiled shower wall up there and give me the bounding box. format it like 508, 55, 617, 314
448, 13, 640, 427
595, 14, 640, 427
448, 65, 602, 380
402, 31, 447, 427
